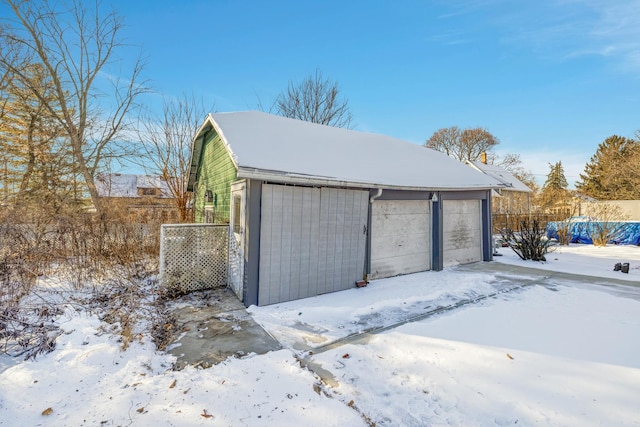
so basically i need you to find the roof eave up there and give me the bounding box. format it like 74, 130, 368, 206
237, 167, 504, 192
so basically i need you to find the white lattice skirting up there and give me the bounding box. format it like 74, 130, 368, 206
159, 224, 229, 292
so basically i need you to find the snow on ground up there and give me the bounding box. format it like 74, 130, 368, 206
250, 244, 640, 426
495, 242, 640, 281
1, 243, 639, 426
311, 283, 640, 426
0, 311, 361, 426
248, 270, 513, 350
314, 330, 640, 426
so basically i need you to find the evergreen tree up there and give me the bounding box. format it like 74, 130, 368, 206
576, 135, 640, 200
0, 63, 74, 205
544, 161, 569, 191
538, 161, 571, 212
0, 0, 147, 217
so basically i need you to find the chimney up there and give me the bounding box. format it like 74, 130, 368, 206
481, 152, 487, 164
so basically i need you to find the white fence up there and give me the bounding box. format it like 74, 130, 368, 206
159, 224, 228, 292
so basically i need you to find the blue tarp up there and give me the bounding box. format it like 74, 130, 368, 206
547, 221, 640, 245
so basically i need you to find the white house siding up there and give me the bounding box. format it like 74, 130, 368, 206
443, 200, 482, 267
258, 184, 368, 305
370, 200, 431, 279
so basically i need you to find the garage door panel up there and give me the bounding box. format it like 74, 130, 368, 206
374, 200, 432, 215
371, 231, 430, 260
370, 200, 431, 280
371, 252, 431, 280
443, 200, 482, 267
374, 213, 431, 236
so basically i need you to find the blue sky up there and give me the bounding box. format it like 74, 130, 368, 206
7, 1, 640, 186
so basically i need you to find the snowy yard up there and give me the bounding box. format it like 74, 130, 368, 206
1, 244, 639, 426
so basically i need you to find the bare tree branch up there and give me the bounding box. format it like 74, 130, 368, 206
137, 94, 210, 222
275, 69, 353, 128
0, 0, 148, 216
424, 126, 499, 162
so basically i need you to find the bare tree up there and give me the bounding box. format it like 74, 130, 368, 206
138, 94, 207, 222
275, 69, 353, 128
553, 203, 580, 245
0, 0, 147, 216
423, 126, 461, 157
494, 152, 521, 170
425, 126, 499, 162
459, 127, 500, 161
584, 202, 629, 246
494, 152, 538, 193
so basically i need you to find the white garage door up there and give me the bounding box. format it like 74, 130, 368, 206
370, 200, 431, 280
443, 200, 482, 267
258, 185, 368, 305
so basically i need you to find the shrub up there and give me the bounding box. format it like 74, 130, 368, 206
0, 204, 164, 359
501, 218, 551, 261
584, 203, 629, 246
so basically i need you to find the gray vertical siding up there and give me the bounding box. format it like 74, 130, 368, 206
258, 184, 368, 305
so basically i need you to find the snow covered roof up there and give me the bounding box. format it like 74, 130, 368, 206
96, 174, 173, 198
190, 111, 505, 191
467, 161, 532, 193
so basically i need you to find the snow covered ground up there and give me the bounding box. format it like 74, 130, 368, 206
1, 244, 639, 426
496, 242, 640, 282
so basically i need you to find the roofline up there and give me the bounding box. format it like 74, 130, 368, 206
187, 116, 212, 192
237, 167, 504, 192
187, 112, 507, 193
187, 113, 239, 192
465, 160, 482, 172
464, 159, 533, 193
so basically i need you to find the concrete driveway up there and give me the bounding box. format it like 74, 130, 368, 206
165, 261, 639, 370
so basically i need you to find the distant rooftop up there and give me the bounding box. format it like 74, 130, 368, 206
467, 161, 532, 193
96, 173, 173, 198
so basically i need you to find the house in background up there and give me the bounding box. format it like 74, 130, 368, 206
578, 200, 640, 221
96, 173, 178, 222
187, 111, 505, 306
466, 157, 533, 214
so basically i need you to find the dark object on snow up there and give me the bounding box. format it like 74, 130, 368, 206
621, 263, 630, 274
614, 262, 622, 271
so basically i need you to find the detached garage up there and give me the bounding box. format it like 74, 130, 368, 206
187, 111, 504, 306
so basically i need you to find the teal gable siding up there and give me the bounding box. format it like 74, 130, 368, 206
194, 131, 237, 223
